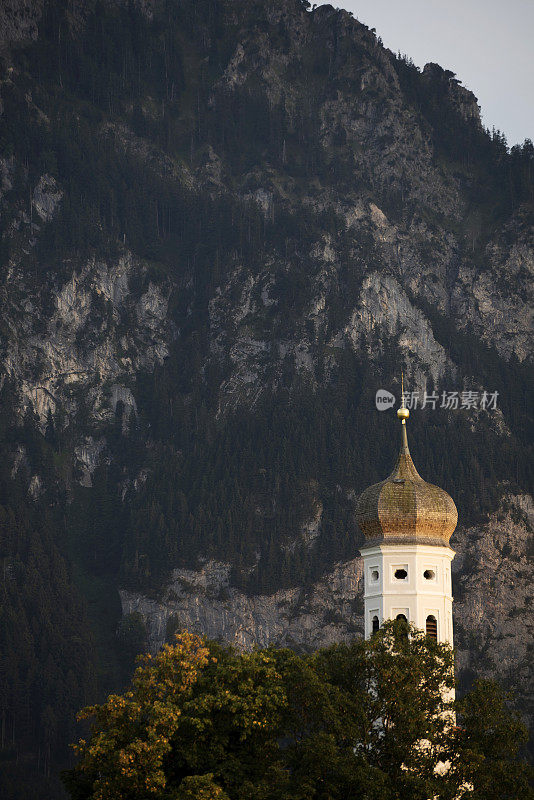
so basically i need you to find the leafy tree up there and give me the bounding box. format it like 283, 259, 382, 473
66, 633, 211, 800
451, 679, 533, 800
64, 624, 533, 800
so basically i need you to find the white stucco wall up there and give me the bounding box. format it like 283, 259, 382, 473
361, 543, 454, 644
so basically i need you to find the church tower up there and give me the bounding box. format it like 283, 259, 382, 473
356, 396, 457, 643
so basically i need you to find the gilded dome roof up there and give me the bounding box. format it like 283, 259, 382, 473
356, 417, 457, 547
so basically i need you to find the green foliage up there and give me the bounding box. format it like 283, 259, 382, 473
64, 623, 533, 800
174, 774, 230, 800
452, 680, 533, 800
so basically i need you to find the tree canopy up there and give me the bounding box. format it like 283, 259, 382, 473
64, 623, 533, 800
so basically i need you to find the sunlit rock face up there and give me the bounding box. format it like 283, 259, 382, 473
452, 212, 534, 363
453, 494, 534, 727
121, 557, 364, 653
2, 251, 171, 425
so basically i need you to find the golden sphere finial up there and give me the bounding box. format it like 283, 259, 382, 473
398, 371, 409, 423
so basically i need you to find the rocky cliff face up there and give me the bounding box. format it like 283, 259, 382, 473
3, 248, 171, 425
0, 161, 173, 493
0, 0, 532, 775
1, 1, 531, 424
454, 494, 534, 720
452, 210, 534, 362
121, 556, 363, 653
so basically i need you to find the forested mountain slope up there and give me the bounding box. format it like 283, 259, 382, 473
0, 0, 532, 795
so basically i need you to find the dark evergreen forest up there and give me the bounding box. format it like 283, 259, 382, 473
0, 0, 532, 796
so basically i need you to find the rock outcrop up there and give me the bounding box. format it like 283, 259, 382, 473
121, 557, 363, 653
454, 494, 534, 718
1, 252, 172, 427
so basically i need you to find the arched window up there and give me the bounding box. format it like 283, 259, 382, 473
396, 614, 407, 622
372, 615, 379, 634
426, 615, 438, 641
394, 568, 407, 580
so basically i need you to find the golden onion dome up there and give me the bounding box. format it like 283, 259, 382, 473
356, 405, 457, 547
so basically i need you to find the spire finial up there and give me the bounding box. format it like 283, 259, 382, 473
397, 371, 409, 425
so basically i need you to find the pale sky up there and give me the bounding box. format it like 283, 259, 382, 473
321, 0, 534, 147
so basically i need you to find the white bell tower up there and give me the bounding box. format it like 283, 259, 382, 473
356, 388, 457, 644
360, 543, 454, 642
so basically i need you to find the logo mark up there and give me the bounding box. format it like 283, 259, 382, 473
376, 389, 395, 411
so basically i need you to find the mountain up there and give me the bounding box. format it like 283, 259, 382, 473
0, 0, 532, 795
